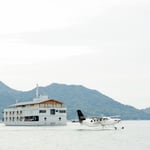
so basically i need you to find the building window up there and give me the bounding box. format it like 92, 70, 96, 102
50, 109, 55, 115
17, 117, 19, 121
48, 104, 52, 108
20, 117, 23, 121
39, 110, 46, 113
59, 110, 66, 113
24, 116, 39, 122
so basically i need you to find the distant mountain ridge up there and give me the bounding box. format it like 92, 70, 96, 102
142, 107, 150, 114
0, 81, 150, 120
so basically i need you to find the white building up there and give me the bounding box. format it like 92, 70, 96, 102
3, 87, 67, 126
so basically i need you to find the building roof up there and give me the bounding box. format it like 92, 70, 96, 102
9, 99, 64, 108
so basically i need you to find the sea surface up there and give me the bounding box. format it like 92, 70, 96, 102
0, 121, 150, 150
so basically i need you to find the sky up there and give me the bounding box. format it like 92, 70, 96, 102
0, 0, 150, 109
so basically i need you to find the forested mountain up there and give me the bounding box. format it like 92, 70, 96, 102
0, 81, 150, 120
142, 107, 150, 114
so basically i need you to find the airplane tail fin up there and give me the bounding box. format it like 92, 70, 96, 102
77, 110, 86, 123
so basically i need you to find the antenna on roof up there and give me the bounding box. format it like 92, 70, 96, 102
36, 83, 39, 98
33, 84, 48, 101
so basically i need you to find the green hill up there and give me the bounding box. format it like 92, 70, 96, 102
0, 81, 150, 120
142, 107, 150, 114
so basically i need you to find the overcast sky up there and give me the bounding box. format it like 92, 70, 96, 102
0, 0, 150, 109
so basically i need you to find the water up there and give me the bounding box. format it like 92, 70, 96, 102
0, 121, 150, 150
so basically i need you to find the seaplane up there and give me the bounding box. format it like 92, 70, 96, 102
77, 110, 124, 130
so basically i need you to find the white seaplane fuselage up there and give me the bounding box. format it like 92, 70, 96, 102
80, 117, 121, 127
77, 110, 122, 129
